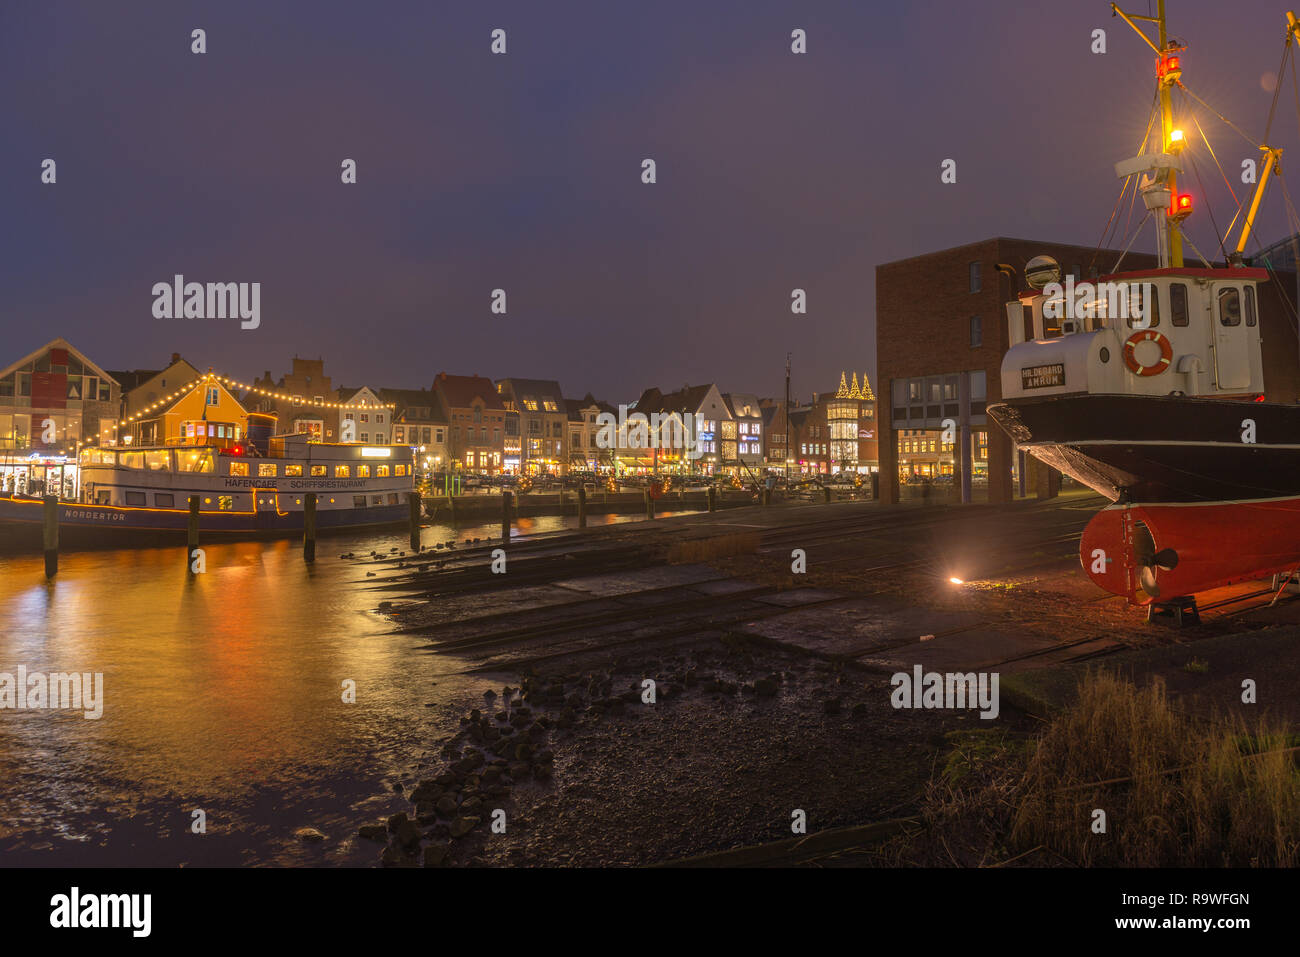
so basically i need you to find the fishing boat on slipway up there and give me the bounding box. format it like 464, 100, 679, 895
987, 2, 1300, 608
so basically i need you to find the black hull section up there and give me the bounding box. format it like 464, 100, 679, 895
986, 394, 1300, 504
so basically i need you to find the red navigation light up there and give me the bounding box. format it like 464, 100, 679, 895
1171, 193, 1193, 221
1254, 394, 1266, 402
1157, 54, 1182, 82
231, 444, 244, 456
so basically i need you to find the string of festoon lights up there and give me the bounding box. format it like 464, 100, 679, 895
98, 371, 395, 438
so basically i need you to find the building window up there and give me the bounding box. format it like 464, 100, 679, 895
395, 427, 405, 442
969, 261, 981, 293
206, 386, 219, 406
970, 316, 983, 348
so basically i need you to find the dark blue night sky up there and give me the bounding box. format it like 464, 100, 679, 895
3, 0, 1295, 401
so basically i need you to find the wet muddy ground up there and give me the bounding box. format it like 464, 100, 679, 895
358, 494, 1300, 866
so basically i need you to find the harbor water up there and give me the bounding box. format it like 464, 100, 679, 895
0, 512, 679, 866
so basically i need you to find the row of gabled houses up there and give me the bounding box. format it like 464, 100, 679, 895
0, 338, 879, 485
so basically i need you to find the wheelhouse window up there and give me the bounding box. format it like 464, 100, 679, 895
1245, 285, 1257, 327
1218, 287, 1242, 326
1170, 283, 1189, 326
1127, 283, 1160, 328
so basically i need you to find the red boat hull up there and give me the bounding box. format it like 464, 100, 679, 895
1080, 497, 1300, 604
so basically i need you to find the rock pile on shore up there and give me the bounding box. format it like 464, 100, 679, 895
359, 671, 637, 866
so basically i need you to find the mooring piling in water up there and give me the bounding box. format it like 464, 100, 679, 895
408, 491, 422, 551
707, 486, 717, 512
644, 489, 655, 520
577, 486, 587, 528
303, 492, 317, 562
42, 495, 58, 579
187, 495, 200, 571
501, 489, 512, 545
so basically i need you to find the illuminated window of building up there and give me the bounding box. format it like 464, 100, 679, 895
259, 463, 277, 477
335, 465, 350, 477
285, 465, 303, 476
311, 465, 327, 476
230, 462, 249, 476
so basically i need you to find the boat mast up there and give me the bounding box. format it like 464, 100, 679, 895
1112, 1, 1185, 268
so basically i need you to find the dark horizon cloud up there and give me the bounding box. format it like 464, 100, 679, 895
3, 0, 1296, 404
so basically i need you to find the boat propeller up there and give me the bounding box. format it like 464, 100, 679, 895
1133, 521, 1179, 598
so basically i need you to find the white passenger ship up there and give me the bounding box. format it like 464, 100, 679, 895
0, 423, 416, 545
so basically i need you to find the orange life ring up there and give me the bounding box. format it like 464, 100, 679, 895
1123, 329, 1172, 376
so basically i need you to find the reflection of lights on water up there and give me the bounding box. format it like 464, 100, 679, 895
949, 577, 964, 585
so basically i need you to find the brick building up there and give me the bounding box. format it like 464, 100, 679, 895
433, 373, 506, 473
249, 357, 339, 441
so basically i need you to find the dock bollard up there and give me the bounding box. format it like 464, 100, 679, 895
187, 495, 200, 572
501, 490, 512, 545
303, 492, 317, 563
707, 486, 717, 512
577, 486, 587, 529
408, 491, 421, 551
42, 495, 58, 579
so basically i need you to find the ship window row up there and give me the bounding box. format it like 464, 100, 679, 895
227, 462, 400, 477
